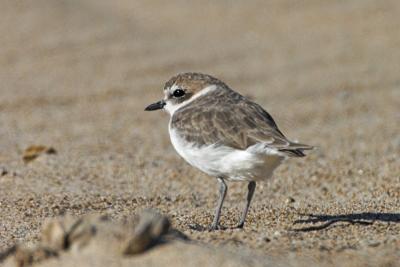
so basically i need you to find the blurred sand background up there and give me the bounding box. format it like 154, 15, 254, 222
0, 0, 399, 266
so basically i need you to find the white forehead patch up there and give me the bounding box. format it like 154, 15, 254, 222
168, 83, 180, 93
164, 84, 217, 115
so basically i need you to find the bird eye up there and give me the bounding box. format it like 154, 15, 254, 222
172, 89, 185, 98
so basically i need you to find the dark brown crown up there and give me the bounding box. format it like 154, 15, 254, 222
164, 72, 229, 92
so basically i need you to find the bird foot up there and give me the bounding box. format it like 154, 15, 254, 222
208, 224, 227, 231
235, 222, 245, 229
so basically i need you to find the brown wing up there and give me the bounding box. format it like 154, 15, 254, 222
171, 89, 313, 157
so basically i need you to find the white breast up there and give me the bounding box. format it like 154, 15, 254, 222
168, 126, 284, 181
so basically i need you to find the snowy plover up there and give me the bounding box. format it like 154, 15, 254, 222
145, 72, 312, 230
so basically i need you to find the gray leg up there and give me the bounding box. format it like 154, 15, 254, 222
237, 181, 256, 228
210, 177, 227, 230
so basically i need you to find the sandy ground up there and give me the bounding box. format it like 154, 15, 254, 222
0, 0, 399, 266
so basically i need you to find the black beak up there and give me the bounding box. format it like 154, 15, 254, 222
145, 100, 165, 111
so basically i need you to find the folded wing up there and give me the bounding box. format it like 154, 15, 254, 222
171, 92, 313, 157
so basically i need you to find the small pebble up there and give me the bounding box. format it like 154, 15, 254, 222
285, 197, 295, 204
0, 167, 8, 176
273, 231, 281, 238
258, 235, 271, 243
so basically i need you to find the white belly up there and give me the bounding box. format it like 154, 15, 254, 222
169, 127, 284, 181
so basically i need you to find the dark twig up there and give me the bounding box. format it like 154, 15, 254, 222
292, 212, 399, 232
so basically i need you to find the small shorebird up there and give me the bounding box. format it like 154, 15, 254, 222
145, 72, 312, 230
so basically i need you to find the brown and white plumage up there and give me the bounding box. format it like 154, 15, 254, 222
170, 80, 312, 157
145, 72, 312, 230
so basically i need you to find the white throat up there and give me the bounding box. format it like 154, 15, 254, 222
164, 85, 217, 116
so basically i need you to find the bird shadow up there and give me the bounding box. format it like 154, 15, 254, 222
292, 212, 400, 232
